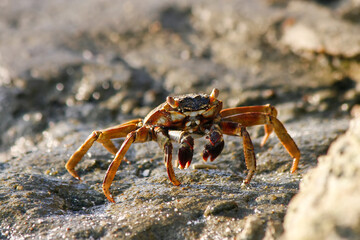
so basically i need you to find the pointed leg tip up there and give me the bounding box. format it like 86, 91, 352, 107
104, 192, 116, 203
171, 179, 181, 186
68, 170, 81, 181
103, 187, 116, 203
290, 157, 300, 173
73, 173, 81, 181
243, 179, 250, 184
241, 180, 250, 188
260, 135, 270, 147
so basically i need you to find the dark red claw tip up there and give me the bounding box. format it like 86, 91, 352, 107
203, 151, 209, 162
203, 140, 224, 162
178, 145, 193, 169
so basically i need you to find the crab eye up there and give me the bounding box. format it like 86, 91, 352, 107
210, 88, 219, 103
166, 96, 179, 108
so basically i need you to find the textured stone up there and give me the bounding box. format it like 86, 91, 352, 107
282, 113, 360, 240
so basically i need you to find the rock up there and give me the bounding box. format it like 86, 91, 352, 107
237, 214, 266, 240
279, 1, 360, 58
335, 0, 360, 22
204, 200, 238, 216
282, 112, 360, 240
0, 0, 358, 239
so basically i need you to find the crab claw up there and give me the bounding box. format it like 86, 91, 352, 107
178, 135, 194, 169
203, 129, 224, 162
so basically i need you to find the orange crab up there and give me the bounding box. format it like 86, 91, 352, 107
66, 88, 300, 203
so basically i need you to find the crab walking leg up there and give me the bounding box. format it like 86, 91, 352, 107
102, 126, 150, 203
155, 128, 181, 185
241, 128, 256, 183
65, 119, 142, 180
66, 131, 98, 180
221, 122, 256, 183
261, 124, 273, 147
102, 134, 134, 203
164, 143, 181, 186
222, 113, 300, 173
220, 105, 278, 146
220, 104, 277, 117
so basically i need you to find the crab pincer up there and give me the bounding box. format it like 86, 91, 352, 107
203, 125, 224, 162
178, 134, 194, 169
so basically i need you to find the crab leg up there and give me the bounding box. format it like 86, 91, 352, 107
221, 122, 256, 183
220, 105, 277, 146
222, 113, 300, 173
241, 128, 256, 183
65, 119, 142, 180
220, 104, 277, 117
102, 126, 151, 203
155, 128, 181, 185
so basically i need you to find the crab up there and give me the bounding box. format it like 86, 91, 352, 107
66, 88, 300, 203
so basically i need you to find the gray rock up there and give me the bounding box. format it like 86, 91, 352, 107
335, 0, 360, 22
282, 111, 360, 240
279, 1, 360, 58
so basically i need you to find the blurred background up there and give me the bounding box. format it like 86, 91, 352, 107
1, 0, 359, 153
0, 0, 359, 239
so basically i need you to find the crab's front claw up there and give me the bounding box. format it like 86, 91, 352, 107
178, 135, 194, 169
203, 140, 224, 162
203, 130, 224, 162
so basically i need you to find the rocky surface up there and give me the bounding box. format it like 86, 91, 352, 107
0, 0, 359, 239
282, 109, 360, 240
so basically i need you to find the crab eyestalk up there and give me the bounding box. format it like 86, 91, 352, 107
166, 96, 179, 109
210, 88, 219, 103
203, 125, 224, 162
